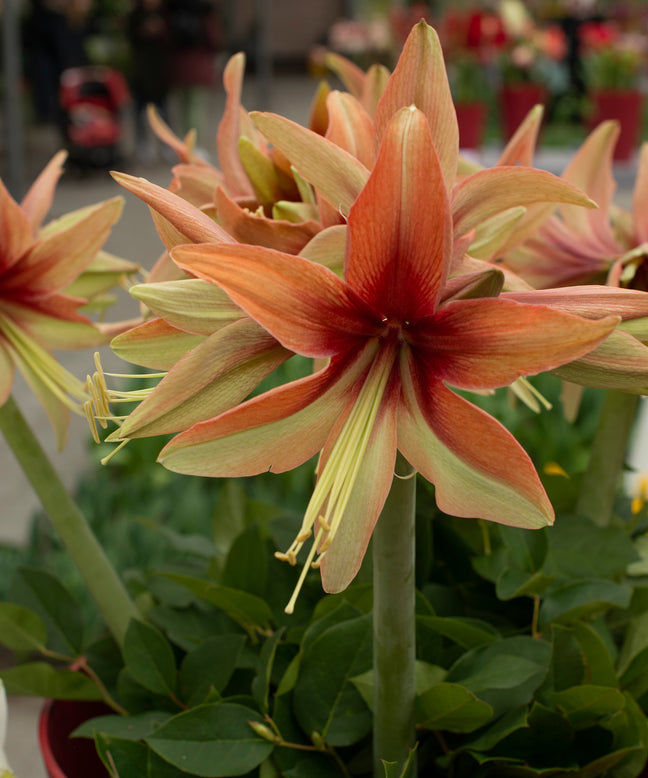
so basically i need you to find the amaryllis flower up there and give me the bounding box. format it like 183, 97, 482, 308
0, 151, 133, 447
504, 122, 648, 291
156, 107, 617, 609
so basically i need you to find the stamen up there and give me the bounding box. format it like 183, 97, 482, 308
276, 342, 395, 613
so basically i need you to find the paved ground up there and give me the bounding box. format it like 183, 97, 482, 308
0, 71, 641, 776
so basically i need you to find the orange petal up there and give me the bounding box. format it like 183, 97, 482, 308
346, 106, 451, 320
325, 91, 375, 169
420, 298, 618, 390
398, 368, 553, 528
214, 187, 320, 254
20, 150, 67, 233
159, 345, 374, 476
118, 318, 291, 438
111, 318, 205, 370
172, 243, 378, 358
633, 143, 648, 244
374, 20, 458, 190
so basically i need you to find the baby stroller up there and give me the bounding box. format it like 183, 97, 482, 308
59, 66, 130, 169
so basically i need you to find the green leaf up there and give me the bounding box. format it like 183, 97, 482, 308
464, 706, 529, 752
0, 602, 48, 653
95, 734, 149, 778
252, 628, 285, 715
146, 703, 274, 777
294, 614, 372, 746
0, 662, 103, 699
498, 525, 548, 572
162, 574, 273, 632
123, 620, 177, 697
552, 685, 626, 727
496, 569, 554, 601
416, 682, 493, 732
304, 600, 364, 654
74, 711, 172, 741
222, 524, 268, 597
180, 635, 246, 705
446, 636, 551, 718
416, 615, 499, 649
9, 567, 85, 655
539, 579, 632, 627
546, 516, 639, 580
572, 622, 618, 688
276, 651, 301, 697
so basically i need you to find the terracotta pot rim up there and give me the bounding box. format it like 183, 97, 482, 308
39, 699, 67, 778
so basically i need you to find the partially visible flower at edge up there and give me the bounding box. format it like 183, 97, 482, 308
0, 151, 138, 447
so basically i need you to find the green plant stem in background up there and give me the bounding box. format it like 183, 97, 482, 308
0, 395, 139, 647
575, 390, 640, 527
372, 453, 417, 777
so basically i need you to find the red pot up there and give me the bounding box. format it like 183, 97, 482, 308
588, 89, 644, 161
455, 102, 488, 150
39, 699, 111, 778
499, 83, 547, 141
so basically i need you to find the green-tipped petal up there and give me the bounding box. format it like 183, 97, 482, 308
111, 318, 205, 370
130, 278, 245, 336
453, 167, 596, 239
398, 365, 553, 528
118, 318, 291, 438
250, 111, 370, 217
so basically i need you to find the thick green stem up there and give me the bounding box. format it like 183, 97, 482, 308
373, 452, 417, 776
0, 395, 139, 647
575, 390, 639, 527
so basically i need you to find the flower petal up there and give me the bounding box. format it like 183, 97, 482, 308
398, 362, 553, 528
503, 286, 648, 322
325, 91, 375, 169
216, 53, 257, 199
0, 179, 33, 273
20, 150, 67, 233
346, 106, 451, 320
130, 278, 246, 336
3, 198, 123, 294
552, 329, 648, 392
214, 186, 320, 254
1, 299, 106, 350
111, 318, 204, 370
159, 344, 376, 476
0, 339, 15, 406
453, 167, 596, 239
171, 243, 379, 357
118, 318, 291, 438
374, 20, 458, 190
418, 298, 618, 390
633, 143, 648, 245
559, 120, 618, 234
320, 388, 398, 593
111, 173, 233, 245
496, 105, 543, 167
250, 111, 370, 216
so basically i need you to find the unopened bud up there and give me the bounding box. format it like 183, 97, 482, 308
248, 721, 279, 743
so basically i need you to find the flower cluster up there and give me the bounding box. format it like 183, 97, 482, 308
579, 20, 646, 90
78, 20, 648, 613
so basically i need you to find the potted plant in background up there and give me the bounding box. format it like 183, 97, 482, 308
7, 18, 648, 778
437, 8, 505, 152
580, 19, 646, 161
498, 1, 569, 140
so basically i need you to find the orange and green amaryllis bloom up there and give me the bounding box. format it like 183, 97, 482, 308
157, 107, 617, 609
0, 151, 130, 447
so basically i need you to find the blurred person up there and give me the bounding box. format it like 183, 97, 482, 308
23, 0, 92, 124
167, 0, 223, 146
127, 0, 171, 163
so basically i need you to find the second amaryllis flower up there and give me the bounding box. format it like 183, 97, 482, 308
153, 107, 617, 608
